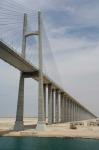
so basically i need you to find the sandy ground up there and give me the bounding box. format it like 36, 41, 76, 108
0, 118, 99, 139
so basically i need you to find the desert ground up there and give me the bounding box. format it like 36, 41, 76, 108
0, 118, 99, 139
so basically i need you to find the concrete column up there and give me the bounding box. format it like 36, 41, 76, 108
79, 106, 81, 121
69, 100, 72, 122
43, 84, 46, 122
73, 102, 75, 121
64, 97, 66, 122
77, 104, 79, 121
77, 105, 79, 121
37, 12, 46, 130
52, 89, 54, 123
70, 101, 73, 121
69, 100, 71, 122
84, 110, 86, 120
14, 14, 27, 131
75, 104, 78, 121
65, 96, 68, 122
58, 92, 61, 123
75, 103, 77, 121
67, 99, 70, 122
79, 106, 82, 121
72, 101, 75, 121
60, 93, 62, 122
55, 90, 59, 123
48, 84, 53, 125
60, 93, 64, 123
66, 98, 69, 122
81, 108, 83, 120
14, 73, 24, 130
72, 101, 74, 121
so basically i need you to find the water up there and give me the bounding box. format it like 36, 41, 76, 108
0, 137, 99, 150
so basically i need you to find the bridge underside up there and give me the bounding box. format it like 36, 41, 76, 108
0, 41, 96, 130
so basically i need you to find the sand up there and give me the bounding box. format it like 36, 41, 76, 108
0, 118, 99, 139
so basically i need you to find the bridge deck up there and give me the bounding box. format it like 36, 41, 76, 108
0, 41, 37, 72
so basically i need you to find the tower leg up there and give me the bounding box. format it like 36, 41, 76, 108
36, 12, 46, 130
14, 72, 24, 131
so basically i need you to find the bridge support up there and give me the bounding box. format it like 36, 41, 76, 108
75, 104, 77, 121
43, 84, 46, 122
77, 105, 80, 121
66, 98, 70, 122
14, 13, 27, 131
36, 12, 46, 130
73, 103, 75, 121
71, 101, 74, 121
52, 89, 55, 123
74, 103, 76, 121
64, 97, 67, 122
55, 90, 59, 123
60, 93, 64, 123
68, 99, 72, 122
65, 95, 68, 122
71, 100, 74, 121
48, 84, 53, 124
14, 73, 24, 131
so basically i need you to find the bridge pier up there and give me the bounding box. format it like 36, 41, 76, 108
55, 90, 59, 123
72, 101, 75, 121
80, 106, 82, 120
70, 100, 73, 122
75, 104, 77, 121
14, 72, 24, 131
66, 98, 68, 122
52, 89, 55, 123
48, 84, 53, 124
69, 100, 72, 122
60, 93, 64, 123
65, 96, 68, 122
63, 96, 66, 122
78, 105, 80, 121
72, 102, 75, 121
43, 84, 46, 122
73, 102, 75, 121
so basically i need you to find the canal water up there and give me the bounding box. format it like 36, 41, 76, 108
0, 137, 99, 150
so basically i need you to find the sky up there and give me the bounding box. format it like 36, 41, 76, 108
0, 0, 99, 117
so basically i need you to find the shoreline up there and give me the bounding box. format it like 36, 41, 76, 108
1, 134, 99, 140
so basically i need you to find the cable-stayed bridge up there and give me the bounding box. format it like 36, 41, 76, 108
0, 1, 97, 131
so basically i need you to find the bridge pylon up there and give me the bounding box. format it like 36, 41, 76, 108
14, 11, 46, 131
14, 13, 27, 131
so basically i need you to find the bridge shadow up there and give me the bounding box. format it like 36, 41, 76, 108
0, 123, 48, 134
0, 129, 13, 136
23, 124, 37, 130
23, 122, 48, 130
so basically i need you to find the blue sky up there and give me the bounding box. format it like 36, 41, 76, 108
0, 0, 99, 117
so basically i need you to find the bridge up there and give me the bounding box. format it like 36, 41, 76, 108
0, 9, 96, 131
